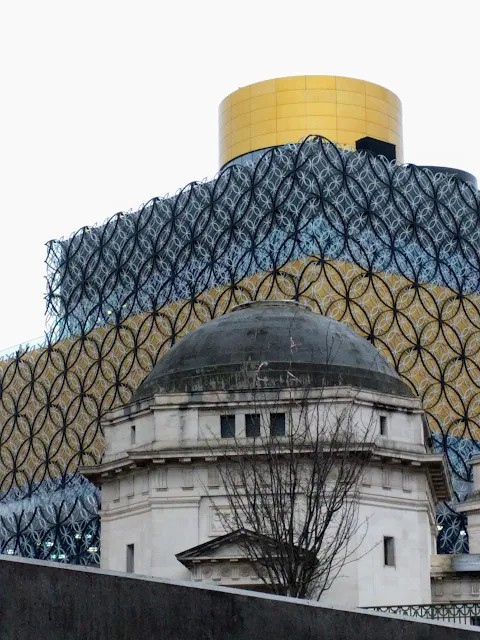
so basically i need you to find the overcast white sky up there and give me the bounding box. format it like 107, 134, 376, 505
0, 0, 479, 351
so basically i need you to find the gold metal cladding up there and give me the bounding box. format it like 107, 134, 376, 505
219, 75, 403, 166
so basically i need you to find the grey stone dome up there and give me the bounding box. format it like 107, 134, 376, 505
131, 301, 413, 401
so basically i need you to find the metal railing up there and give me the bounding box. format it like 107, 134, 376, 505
365, 603, 480, 626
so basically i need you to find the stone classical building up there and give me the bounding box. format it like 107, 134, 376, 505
430, 455, 480, 605
82, 300, 451, 607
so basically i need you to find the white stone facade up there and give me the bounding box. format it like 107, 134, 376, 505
83, 385, 450, 608
431, 554, 480, 604
429, 454, 480, 605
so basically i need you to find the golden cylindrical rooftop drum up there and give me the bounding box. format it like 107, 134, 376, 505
219, 75, 403, 167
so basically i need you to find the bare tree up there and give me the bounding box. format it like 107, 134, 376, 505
206, 380, 377, 600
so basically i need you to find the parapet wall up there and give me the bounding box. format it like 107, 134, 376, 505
0, 556, 478, 639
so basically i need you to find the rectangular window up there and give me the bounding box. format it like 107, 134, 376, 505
383, 536, 395, 567
245, 414, 261, 438
126, 543, 135, 574
130, 425, 136, 445
379, 415, 387, 436
270, 413, 286, 437
220, 415, 236, 438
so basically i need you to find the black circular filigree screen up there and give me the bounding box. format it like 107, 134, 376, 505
1, 136, 479, 563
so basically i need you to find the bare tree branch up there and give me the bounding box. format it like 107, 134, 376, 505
205, 375, 378, 599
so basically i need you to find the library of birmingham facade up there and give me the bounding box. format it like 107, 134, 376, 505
0, 75, 479, 567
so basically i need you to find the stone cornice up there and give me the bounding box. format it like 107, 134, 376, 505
100, 495, 201, 520
456, 501, 480, 515
80, 444, 451, 502
359, 493, 431, 511
102, 386, 423, 426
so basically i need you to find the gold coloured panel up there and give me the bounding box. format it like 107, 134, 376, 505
219, 75, 403, 167
1, 251, 479, 491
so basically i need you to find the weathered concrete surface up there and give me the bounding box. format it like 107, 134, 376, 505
0, 555, 478, 639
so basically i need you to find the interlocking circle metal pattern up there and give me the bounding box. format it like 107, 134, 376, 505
1, 136, 479, 563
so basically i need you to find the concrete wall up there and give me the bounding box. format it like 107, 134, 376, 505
0, 556, 478, 640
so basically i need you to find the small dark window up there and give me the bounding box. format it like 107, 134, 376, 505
379, 416, 387, 436
126, 543, 135, 573
221, 415, 236, 438
130, 425, 136, 445
270, 413, 286, 437
246, 414, 261, 438
471, 617, 480, 627
384, 536, 395, 567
